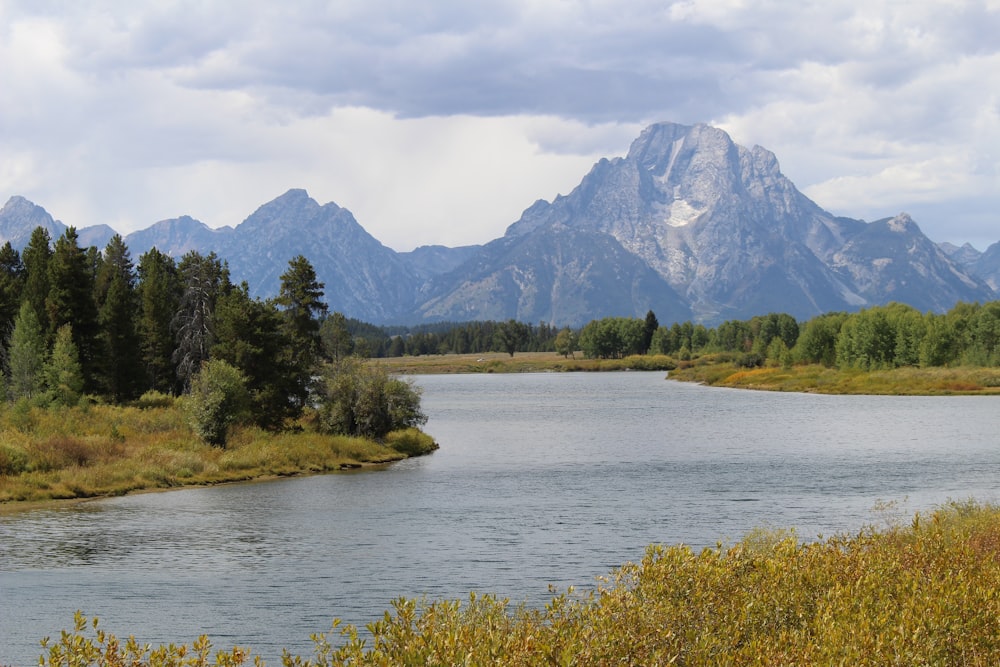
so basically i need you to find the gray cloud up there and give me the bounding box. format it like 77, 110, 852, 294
1, 0, 998, 250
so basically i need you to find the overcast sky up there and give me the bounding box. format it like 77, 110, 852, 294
2, 1, 999, 252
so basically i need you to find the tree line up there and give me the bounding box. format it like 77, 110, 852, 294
0, 226, 426, 445
347, 302, 1000, 371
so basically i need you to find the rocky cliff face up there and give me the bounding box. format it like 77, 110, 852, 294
1, 122, 995, 326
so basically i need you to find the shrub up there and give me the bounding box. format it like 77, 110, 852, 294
0, 442, 29, 475
185, 360, 251, 447
315, 359, 427, 441
384, 428, 439, 456
135, 390, 175, 409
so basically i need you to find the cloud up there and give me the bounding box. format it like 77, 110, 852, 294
0, 0, 998, 251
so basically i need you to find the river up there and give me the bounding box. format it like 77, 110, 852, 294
1, 371, 998, 664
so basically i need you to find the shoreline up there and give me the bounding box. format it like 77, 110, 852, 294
0, 459, 398, 516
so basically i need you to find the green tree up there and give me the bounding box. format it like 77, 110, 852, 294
173, 251, 228, 391
7, 301, 47, 400
641, 310, 659, 355
212, 283, 299, 430
137, 248, 182, 394
321, 311, 354, 362
276, 255, 327, 407
836, 306, 896, 370
185, 359, 251, 447
315, 358, 427, 440
793, 312, 848, 367
43, 324, 84, 406
554, 327, 577, 358
21, 226, 52, 336
494, 319, 530, 357
0, 241, 25, 337
95, 235, 144, 401
46, 227, 101, 391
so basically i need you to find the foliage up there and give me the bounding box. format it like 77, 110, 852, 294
553, 326, 576, 358
7, 300, 47, 400
173, 251, 228, 391
46, 227, 102, 391
493, 319, 531, 357
42, 503, 1000, 666
578, 316, 645, 359
383, 428, 439, 456
314, 359, 427, 441
44, 324, 85, 407
38, 611, 255, 667
185, 359, 251, 447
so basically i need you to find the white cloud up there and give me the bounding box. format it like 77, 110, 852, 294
0, 0, 999, 251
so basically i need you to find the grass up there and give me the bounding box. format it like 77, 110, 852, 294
36, 501, 1000, 666
667, 355, 1000, 395
372, 351, 676, 374
0, 398, 438, 507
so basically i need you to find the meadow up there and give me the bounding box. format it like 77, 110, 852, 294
0, 392, 436, 507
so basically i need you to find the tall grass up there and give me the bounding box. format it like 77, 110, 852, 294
0, 399, 434, 504
37, 502, 1000, 665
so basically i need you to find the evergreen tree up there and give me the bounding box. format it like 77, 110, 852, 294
0, 241, 25, 337
96, 235, 144, 401
173, 251, 228, 391
641, 310, 659, 355
212, 283, 299, 429
46, 227, 101, 392
137, 248, 182, 394
276, 255, 327, 374
21, 226, 52, 334
7, 301, 47, 400
44, 324, 84, 406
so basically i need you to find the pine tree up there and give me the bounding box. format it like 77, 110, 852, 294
7, 301, 47, 401
46, 227, 101, 392
276, 255, 327, 407
96, 235, 144, 402
0, 241, 25, 338
44, 324, 84, 406
213, 283, 299, 429
21, 226, 52, 335
173, 251, 229, 391
137, 248, 182, 394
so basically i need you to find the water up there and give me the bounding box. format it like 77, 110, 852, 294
2, 372, 999, 664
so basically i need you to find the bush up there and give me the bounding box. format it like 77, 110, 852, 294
135, 390, 175, 409
315, 359, 427, 441
0, 442, 28, 475
185, 360, 251, 447
384, 428, 439, 456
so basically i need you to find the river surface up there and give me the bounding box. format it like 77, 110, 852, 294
2, 372, 999, 664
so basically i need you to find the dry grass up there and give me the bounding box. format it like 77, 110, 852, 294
0, 400, 435, 507
669, 359, 1000, 395
372, 351, 675, 374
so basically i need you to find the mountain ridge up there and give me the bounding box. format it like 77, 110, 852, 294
1, 122, 997, 326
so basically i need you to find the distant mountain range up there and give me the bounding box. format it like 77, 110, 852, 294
2, 121, 998, 326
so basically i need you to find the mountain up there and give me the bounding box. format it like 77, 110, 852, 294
0, 196, 66, 249
485, 122, 992, 324
412, 226, 692, 324
125, 215, 234, 257
1, 122, 996, 326
214, 189, 418, 322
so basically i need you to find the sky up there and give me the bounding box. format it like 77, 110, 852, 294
2, 1, 999, 252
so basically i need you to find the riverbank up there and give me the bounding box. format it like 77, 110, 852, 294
667, 356, 1000, 394
38, 501, 1000, 665
373, 351, 676, 374
0, 400, 437, 508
